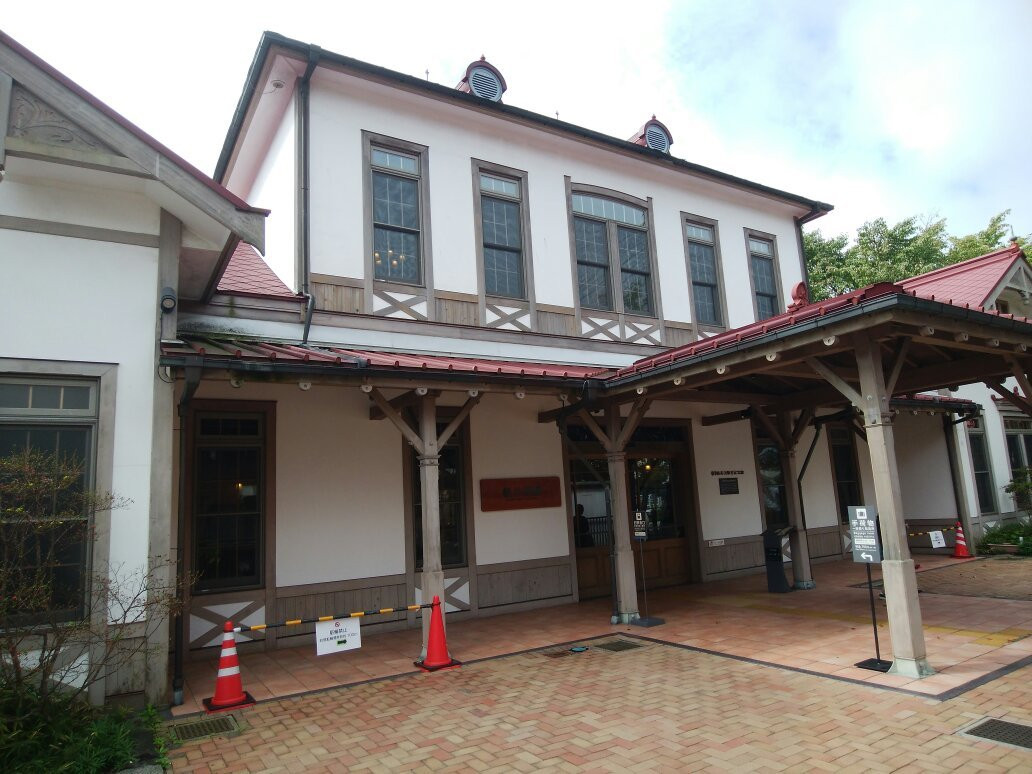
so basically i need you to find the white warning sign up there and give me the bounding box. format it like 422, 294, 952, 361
315, 618, 361, 656
929, 530, 946, 549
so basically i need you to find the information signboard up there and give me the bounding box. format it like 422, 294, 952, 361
848, 505, 882, 564
632, 511, 647, 539
315, 618, 362, 656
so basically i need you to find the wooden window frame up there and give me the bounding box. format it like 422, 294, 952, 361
681, 212, 728, 331
743, 228, 784, 322
361, 131, 435, 317
965, 417, 998, 515
471, 158, 537, 320
826, 422, 865, 525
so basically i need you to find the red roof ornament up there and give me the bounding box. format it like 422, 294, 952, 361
456, 57, 507, 102
787, 281, 809, 311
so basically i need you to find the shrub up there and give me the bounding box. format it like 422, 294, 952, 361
977, 517, 1032, 553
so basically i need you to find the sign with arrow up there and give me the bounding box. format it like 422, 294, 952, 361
848, 505, 882, 564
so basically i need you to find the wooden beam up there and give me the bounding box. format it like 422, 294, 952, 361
437, 394, 481, 447
538, 399, 589, 424
369, 389, 441, 420
986, 381, 1032, 416
1006, 357, 1032, 403
615, 397, 652, 451
791, 408, 815, 445
751, 407, 787, 449
368, 388, 424, 453
885, 338, 911, 395
700, 408, 752, 427
577, 409, 612, 450
805, 357, 863, 407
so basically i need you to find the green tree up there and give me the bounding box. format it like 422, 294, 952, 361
804, 210, 1028, 301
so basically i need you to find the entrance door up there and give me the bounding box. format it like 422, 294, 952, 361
569, 450, 693, 600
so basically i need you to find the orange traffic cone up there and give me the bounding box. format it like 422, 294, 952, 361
203, 621, 255, 713
953, 521, 972, 559
415, 596, 461, 672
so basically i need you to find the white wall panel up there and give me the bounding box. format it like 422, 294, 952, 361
692, 420, 762, 539
249, 102, 297, 289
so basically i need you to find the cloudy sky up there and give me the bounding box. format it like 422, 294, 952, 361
4, 0, 1028, 241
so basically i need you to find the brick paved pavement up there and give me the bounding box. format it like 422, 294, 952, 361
170, 635, 1032, 772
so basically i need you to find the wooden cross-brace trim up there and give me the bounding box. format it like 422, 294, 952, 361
369, 389, 441, 420
751, 407, 787, 450
437, 394, 480, 447
791, 408, 815, 446
575, 397, 652, 453
615, 397, 652, 451
806, 357, 863, 407
885, 338, 911, 396
577, 409, 611, 449
368, 387, 424, 453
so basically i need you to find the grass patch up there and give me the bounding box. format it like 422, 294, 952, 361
0, 684, 167, 773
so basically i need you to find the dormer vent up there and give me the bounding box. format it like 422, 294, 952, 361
457, 57, 507, 102
630, 116, 673, 153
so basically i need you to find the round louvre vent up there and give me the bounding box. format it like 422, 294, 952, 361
468, 66, 502, 101
644, 124, 670, 152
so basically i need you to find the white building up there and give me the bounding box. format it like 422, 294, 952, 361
2, 30, 1030, 706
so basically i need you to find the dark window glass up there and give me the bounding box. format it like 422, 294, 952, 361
570, 457, 612, 548
628, 457, 684, 539
829, 426, 863, 524
0, 384, 30, 409
968, 433, 996, 514
574, 217, 611, 310
372, 166, 421, 284
687, 237, 721, 325
618, 226, 652, 315
412, 429, 466, 570
63, 386, 90, 410
192, 415, 264, 591
481, 195, 524, 298
749, 238, 779, 320
1006, 434, 1023, 474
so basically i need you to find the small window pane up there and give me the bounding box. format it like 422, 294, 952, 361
373, 228, 420, 283
756, 294, 778, 320
693, 284, 720, 326
371, 148, 418, 174
0, 383, 30, 409
622, 272, 651, 315
572, 193, 644, 227
574, 218, 609, 266
577, 264, 611, 310
32, 385, 61, 410
749, 238, 773, 256
62, 386, 90, 410
372, 172, 419, 230
480, 174, 519, 198
617, 227, 649, 273
751, 256, 777, 294
688, 241, 718, 285
481, 197, 521, 249
484, 247, 524, 298
686, 223, 713, 242
969, 433, 996, 514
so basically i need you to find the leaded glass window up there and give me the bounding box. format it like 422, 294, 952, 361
572, 193, 652, 315
372, 148, 421, 284
480, 173, 525, 299
748, 236, 779, 320
685, 221, 722, 326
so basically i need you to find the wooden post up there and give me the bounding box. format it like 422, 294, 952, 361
418, 393, 444, 654
778, 412, 814, 589
605, 444, 639, 622
854, 334, 933, 678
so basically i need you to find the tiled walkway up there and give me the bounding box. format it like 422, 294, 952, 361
174, 557, 1032, 717
169, 632, 1032, 772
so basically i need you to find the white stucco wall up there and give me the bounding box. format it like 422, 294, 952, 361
796, 426, 840, 529
471, 395, 570, 565
193, 381, 408, 587
306, 71, 809, 326
0, 228, 158, 578
955, 382, 1013, 513
248, 101, 297, 290
691, 419, 762, 540
894, 413, 958, 520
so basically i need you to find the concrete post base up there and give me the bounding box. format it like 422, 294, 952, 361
794, 580, 817, 590
882, 558, 935, 678
612, 612, 640, 625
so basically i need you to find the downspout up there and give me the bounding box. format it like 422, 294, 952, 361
298, 47, 320, 345
171, 360, 202, 707
943, 408, 980, 553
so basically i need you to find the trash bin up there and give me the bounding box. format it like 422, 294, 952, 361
761, 526, 793, 593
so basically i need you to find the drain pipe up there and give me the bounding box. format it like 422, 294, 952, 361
943, 409, 980, 553
298, 47, 320, 345
171, 360, 202, 707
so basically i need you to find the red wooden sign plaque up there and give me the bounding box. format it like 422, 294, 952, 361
479, 476, 562, 512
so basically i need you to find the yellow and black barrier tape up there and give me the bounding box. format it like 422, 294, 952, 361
906, 525, 958, 538
233, 602, 432, 633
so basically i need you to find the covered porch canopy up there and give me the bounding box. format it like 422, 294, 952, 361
162, 281, 1032, 678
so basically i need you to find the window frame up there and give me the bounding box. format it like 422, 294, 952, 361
565, 179, 664, 339
681, 212, 728, 331
470, 159, 536, 315
966, 417, 998, 515
826, 423, 865, 525
362, 132, 435, 316
743, 228, 784, 322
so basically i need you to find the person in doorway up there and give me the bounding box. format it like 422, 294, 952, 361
574, 503, 594, 548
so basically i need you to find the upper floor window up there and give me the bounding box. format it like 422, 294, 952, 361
684, 218, 723, 327
572, 192, 654, 316
479, 172, 525, 299
967, 417, 997, 514
747, 232, 781, 320
371, 146, 422, 285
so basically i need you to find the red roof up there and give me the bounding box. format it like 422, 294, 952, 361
0, 31, 267, 217
615, 282, 904, 378
899, 244, 1024, 309
161, 338, 609, 380
217, 243, 301, 299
